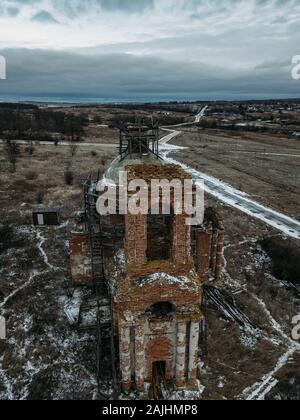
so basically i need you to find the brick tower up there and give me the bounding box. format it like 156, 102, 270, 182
69, 120, 224, 396
113, 164, 204, 393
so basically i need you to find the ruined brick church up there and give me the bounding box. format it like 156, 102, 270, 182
70, 121, 224, 396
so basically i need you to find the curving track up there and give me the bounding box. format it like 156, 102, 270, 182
159, 108, 300, 241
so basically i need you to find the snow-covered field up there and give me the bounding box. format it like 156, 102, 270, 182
0, 225, 101, 400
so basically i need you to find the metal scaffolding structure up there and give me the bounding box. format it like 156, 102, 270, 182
118, 118, 161, 161
83, 174, 120, 398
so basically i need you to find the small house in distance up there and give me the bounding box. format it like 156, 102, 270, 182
32, 208, 60, 226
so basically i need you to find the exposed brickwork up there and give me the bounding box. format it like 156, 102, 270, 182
175, 321, 187, 388
116, 179, 224, 393
196, 228, 213, 282
195, 208, 225, 283
114, 271, 202, 316
114, 165, 208, 392
125, 212, 191, 268
70, 163, 225, 395
125, 213, 147, 266
135, 323, 145, 391
119, 322, 132, 392
188, 321, 200, 387
146, 336, 174, 383
172, 214, 191, 265
126, 164, 192, 183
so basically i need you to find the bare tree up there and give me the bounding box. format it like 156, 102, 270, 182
4, 140, 20, 172
64, 162, 74, 185
69, 143, 78, 157
26, 141, 35, 156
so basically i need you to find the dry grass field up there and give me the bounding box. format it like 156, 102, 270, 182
172, 128, 300, 219
0, 143, 117, 223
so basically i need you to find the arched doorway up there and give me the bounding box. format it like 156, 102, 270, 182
146, 336, 174, 384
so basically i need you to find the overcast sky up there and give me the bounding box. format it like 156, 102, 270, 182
0, 0, 299, 101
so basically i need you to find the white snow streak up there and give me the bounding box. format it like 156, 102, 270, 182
160, 112, 300, 241
0, 228, 61, 310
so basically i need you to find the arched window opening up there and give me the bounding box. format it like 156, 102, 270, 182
147, 213, 173, 261
147, 302, 175, 318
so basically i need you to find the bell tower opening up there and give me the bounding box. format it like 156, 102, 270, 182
147, 213, 173, 261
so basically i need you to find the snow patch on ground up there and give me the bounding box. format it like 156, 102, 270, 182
239, 293, 300, 400
60, 289, 83, 325
240, 349, 294, 401
252, 246, 272, 269
116, 249, 126, 273
0, 224, 100, 400
138, 272, 193, 289
219, 232, 299, 400
218, 376, 226, 389
169, 380, 205, 400
240, 330, 258, 349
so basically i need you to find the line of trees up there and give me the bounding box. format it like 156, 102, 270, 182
0, 107, 88, 141
109, 113, 188, 128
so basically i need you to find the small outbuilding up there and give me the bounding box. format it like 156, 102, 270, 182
32, 208, 60, 226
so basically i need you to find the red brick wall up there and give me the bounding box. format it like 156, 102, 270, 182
196, 227, 225, 282
125, 212, 191, 267
125, 213, 147, 266
114, 274, 202, 317
196, 229, 212, 283
172, 214, 191, 265
146, 336, 174, 382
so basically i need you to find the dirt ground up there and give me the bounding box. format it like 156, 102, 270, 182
172, 128, 300, 220
0, 141, 118, 400
200, 195, 300, 400
85, 125, 119, 145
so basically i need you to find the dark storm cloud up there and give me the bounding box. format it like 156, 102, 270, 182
31, 10, 59, 23
0, 1, 300, 99
0, 48, 298, 100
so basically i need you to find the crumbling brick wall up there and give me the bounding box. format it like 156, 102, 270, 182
70, 163, 225, 394
114, 269, 203, 392
146, 335, 174, 382
115, 165, 215, 393
125, 211, 191, 268
196, 208, 225, 282
125, 213, 147, 266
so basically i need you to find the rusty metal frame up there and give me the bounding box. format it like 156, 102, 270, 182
118, 118, 162, 162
